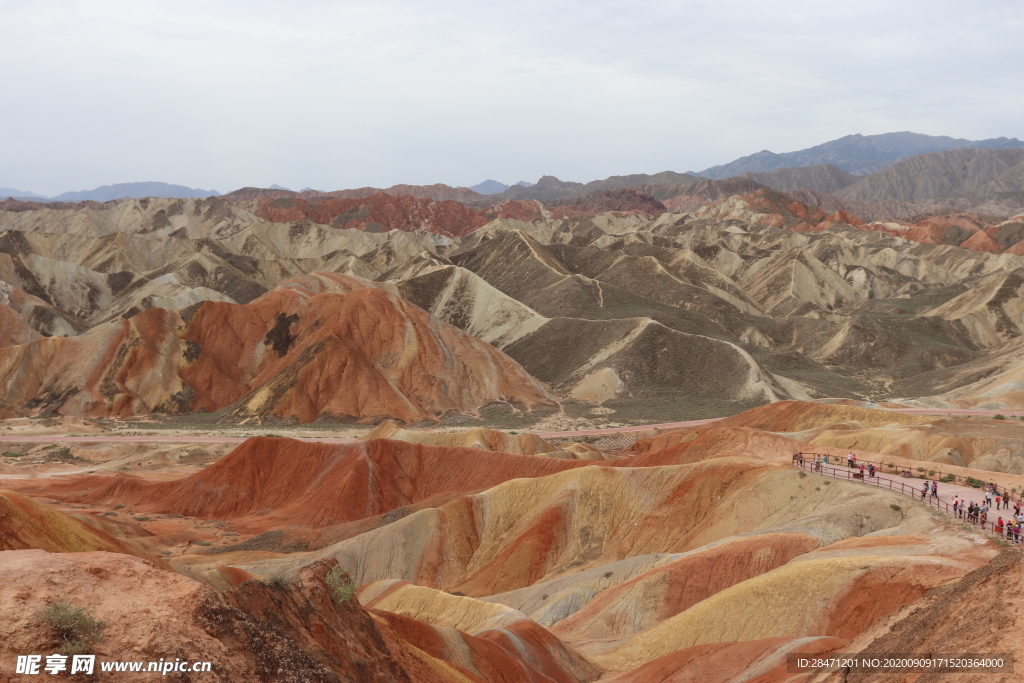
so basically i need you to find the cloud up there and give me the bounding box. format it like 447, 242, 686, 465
1, 0, 1021, 194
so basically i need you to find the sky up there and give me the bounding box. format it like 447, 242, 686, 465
1, 0, 1022, 196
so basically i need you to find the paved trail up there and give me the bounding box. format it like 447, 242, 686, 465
805, 461, 1018, 538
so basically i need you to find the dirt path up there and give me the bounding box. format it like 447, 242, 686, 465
0, 408, 1019, 445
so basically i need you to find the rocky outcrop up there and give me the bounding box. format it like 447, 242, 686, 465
0, 551, 430, 682
0, 274, 554, 422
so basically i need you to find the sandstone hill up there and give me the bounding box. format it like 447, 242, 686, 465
0, 273, 553, 422
6, 411, 1017, 682
6, 184, 1024, 421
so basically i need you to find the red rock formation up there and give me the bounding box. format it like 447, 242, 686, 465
0, 552, 433, 682
246, 190, 668, 238
249, 194, 487, 237
959, 230, 1002, 253
370, 608, 599, 683
0, 303, 39, 347
603, 636, 848, 683
0, 274, 554, 422
23, 437, 588, 531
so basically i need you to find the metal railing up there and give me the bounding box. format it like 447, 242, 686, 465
793, 451, 1021, 505
792, 457, 1018, 541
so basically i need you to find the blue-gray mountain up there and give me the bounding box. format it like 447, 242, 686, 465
469, 179, 535, 195
699, 132, 1024, 179
49, 182, 220, 202
0, 188, 49, 201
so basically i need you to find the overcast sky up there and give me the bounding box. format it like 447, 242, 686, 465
2, 0, 1022, 195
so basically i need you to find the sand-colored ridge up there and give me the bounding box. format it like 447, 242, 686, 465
364, 420, 562, 456
361, 580, 532, 634
602, 636, 848, 683
0, 490, 158, 562
550, 532, 820, 643
592, 554, 968, 671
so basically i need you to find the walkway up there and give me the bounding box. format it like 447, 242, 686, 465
796, 459, 1017, 539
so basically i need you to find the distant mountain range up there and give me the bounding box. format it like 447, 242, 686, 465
51, 182, 220, 202
698, 132, 1024, 178
468, 180, 535, 195
0, 187, 48, 201
0, 182, 220, 202
3, 132, 1023, 213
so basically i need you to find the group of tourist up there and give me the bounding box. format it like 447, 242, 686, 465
793, 451, 1024, 542
951, 488, 1022, 541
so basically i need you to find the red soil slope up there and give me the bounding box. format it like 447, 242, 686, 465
18, 437, 590, 531
0, 273, 553, 422
248, 190, 667, 238
371, 608, 600, 683
0, 553, 439, 683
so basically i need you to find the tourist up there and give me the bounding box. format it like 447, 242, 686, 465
931, 481, 938, 500
848, 453, 854, 468
996, 494, 1002, 509
1015, 524, 1021, 544
921, 482, 928, 500
868, 463, 875, 478
996, 517, 1005, 536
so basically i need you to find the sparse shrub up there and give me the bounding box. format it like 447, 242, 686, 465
134, 516, 151, 522
916, 467, 925, 472
267, 573, 290, 587
928, 469, 936, 477
994, 414, 1006, 420
112, 504, 124, 510
890, 504, 901, 512
3, 451, 24, 457
102, 511, 116, 517
604, 571, 613, 578
798, 471, 807, 479
325, 566, 357, 603
193, 540, 211, 546
36, 599, 107, 656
